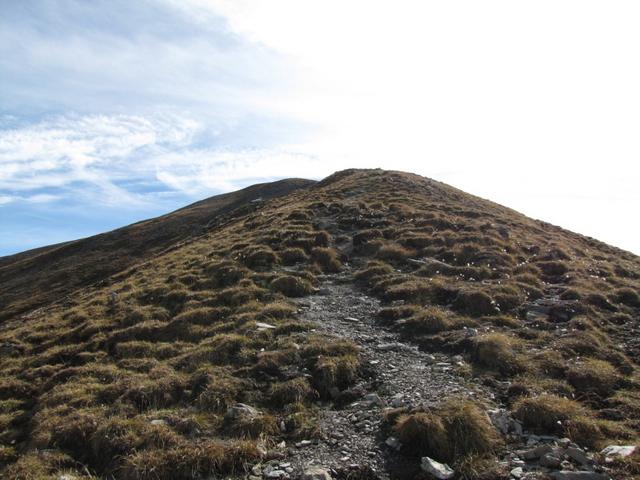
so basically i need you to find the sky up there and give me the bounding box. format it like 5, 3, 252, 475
1, 1, 639, 256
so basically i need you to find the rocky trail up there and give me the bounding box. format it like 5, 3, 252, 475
246, 267, 630, 480
250, 265, 488, 480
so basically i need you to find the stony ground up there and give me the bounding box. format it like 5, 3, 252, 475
248, 265, 486, 480
246, 266, 625, 480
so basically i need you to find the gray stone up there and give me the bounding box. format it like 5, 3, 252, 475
488, 409, 522, 436
256, 322, 276, 330
362, 393, 385, 407
385, 436, 402, 450
301, 467, 332, 480
566, 447, 589, 465
558, 438, 572, 448
523, 444, 553, 460
265, 470, 287, 479
421, 457, 455, 480
510, 467, 523, 479
540, 453, 562, 468
225, 403, 259, 421
149, 419, 166, 426
550, 472, 610, 480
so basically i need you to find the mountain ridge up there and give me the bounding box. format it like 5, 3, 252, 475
1, 168, 638, 479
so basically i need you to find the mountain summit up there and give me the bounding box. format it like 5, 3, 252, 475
1, 169, 638, 479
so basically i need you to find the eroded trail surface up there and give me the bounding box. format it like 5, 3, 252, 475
280, 267, 487, 479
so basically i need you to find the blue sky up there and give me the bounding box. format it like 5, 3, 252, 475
1, 1, 640, 255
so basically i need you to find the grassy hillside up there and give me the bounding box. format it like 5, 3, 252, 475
0, 178, 313, 323
1, 169, 638, 479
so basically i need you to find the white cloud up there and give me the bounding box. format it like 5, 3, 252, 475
0, 113, 202, 204
1, 0, 639, 254
180, 0, 640, 254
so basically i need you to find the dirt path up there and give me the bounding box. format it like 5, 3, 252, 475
278, 266, 487, 479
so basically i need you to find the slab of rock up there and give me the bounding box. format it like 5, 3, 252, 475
225, 403, 259, 421
256, 322, 276, 330
566, 446, 589, 465
510, 466, 523, 478
265, 469, 287, 479
301, 467, 332, 480
522, 444, 553, 460
550, 472, 610, 480
421, 457, 455, 480
600, 445, 636, 460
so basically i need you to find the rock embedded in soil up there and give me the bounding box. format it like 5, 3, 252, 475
421, 457, 455, 480
549, 472, 610, 480
600, 444, 636, 460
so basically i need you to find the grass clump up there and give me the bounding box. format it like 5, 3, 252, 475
242, 248, 279, 270
310, 247, 342, 273
611, 287, 640, 307
375, 243, 414, 264
512, 394, 586, 434
400, 306, 452, 334
280, 247, 309, 265
121, 440, 261, 480
471, 333, 524, 375
270, 275, 314, 297
270, 377, 316, 406
313, 355, 359, 397
394, 399, 501, 464
566, 358, 620, 397
453, 290, 498, 317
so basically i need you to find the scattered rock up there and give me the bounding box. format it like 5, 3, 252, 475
149, 419, 166, 426
421, 456, 455, 480
256, 322, 276, 330
301, 467, 332, 480
344, 317, 360, 323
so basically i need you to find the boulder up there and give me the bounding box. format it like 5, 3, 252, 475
421, 457, 455, 480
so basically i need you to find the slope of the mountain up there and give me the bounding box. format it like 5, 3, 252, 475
0, 178, 314, 323
1, 169, 639, 480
